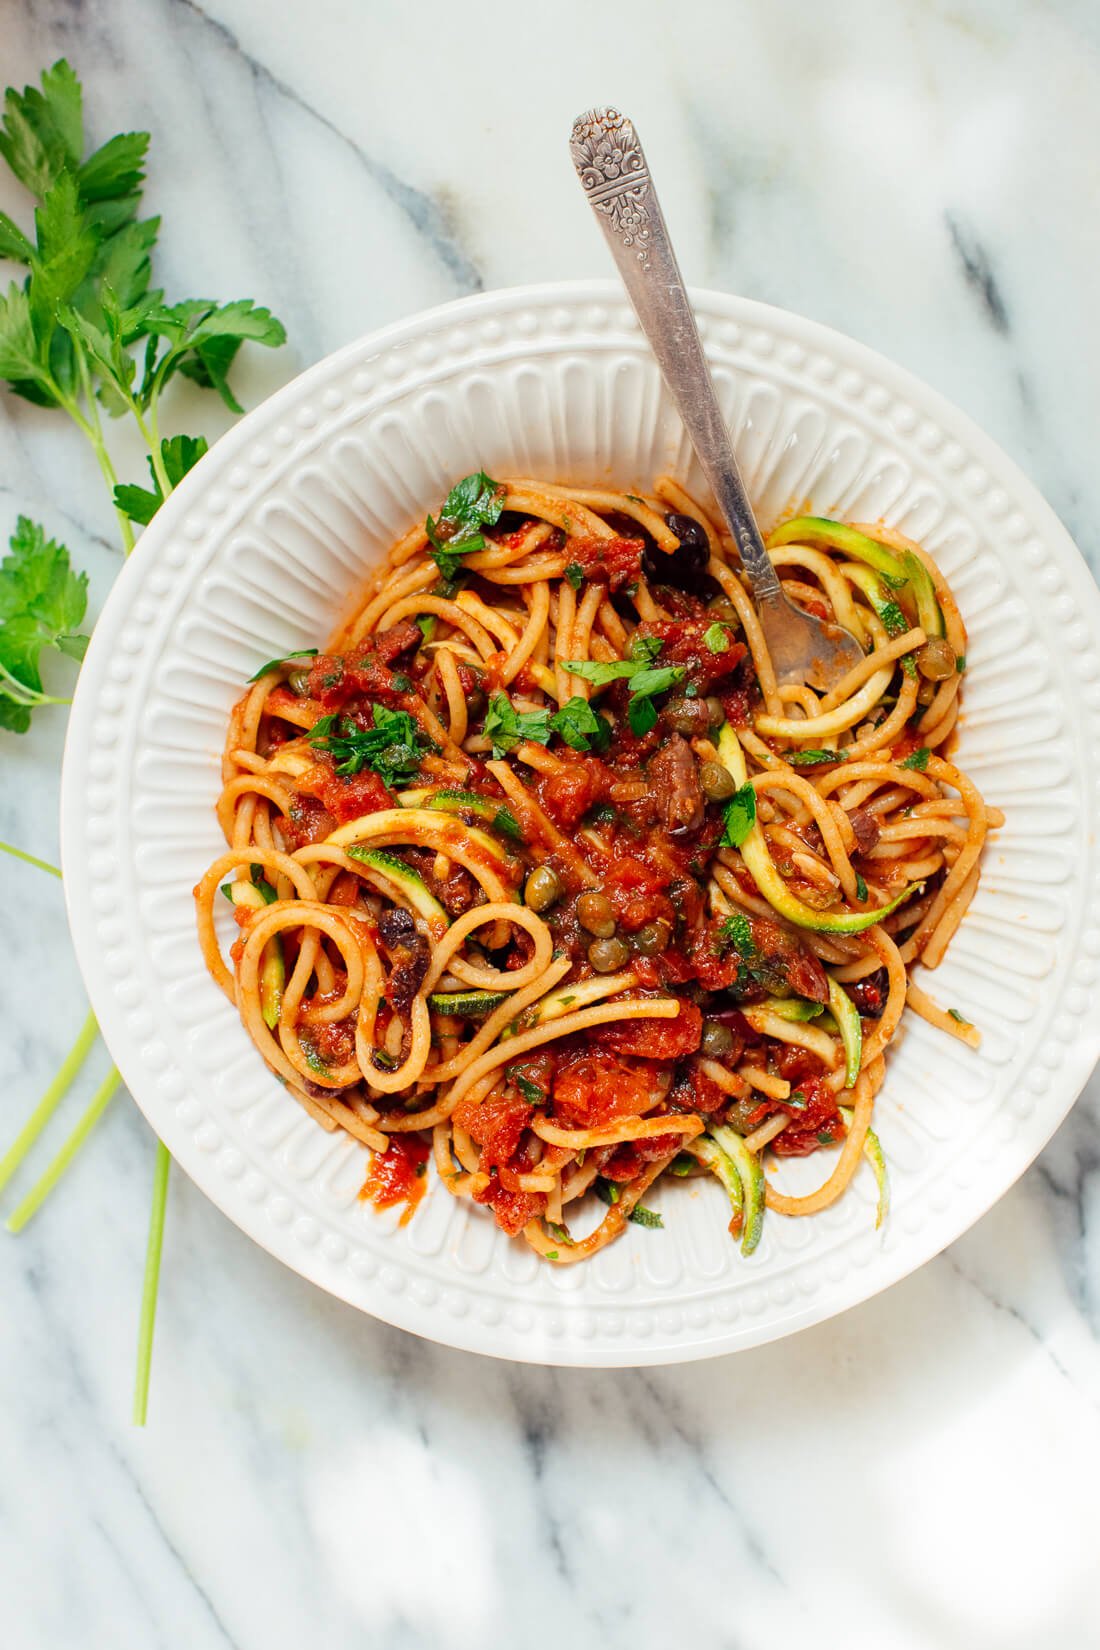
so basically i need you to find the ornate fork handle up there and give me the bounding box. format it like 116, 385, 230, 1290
568, 107, 781, 602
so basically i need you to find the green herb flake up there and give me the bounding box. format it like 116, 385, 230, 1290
900, 747, 931, 771
854, 872, 868, 903
704, 621, 732, 652
788, 748, 845, 767
247, 646, 317, 683
548, 695, 612, 753
546, 1221, 575, 1246
628, 1203, 663, 1229
594, 1177, 621, 1206
308, 704, 432, 787
505, 1066, 545, 1105
948, 1007, 971, 1026
956, 654, 967, 673
669, 1152, 696, 1177
545, 1251, 559, 1261
424, 470, 503, 579
717, 910, 755, 955
482, 692, 552, 757
720, 782, 757, 848
564, 561, 584, 591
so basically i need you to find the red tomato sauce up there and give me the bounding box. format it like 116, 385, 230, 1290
359, 1134, 430, 1224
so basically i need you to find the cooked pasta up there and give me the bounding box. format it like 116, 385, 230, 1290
196, 474, 999, 1260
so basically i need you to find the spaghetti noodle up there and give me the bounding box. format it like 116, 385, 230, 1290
197, 474, 1000, 1261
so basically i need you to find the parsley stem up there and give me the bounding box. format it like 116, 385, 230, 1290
57, 373, 136, 555
137, 399, 172, 500
0, 838, 61, 878
5, 1065, 122, 1232
0, 1008, 99, 1196
132, 1140, 170, 1426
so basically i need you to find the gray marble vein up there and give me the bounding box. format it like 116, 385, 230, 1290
3, 2, 1100, 1647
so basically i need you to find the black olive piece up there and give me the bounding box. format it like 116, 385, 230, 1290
640, 513, 711, 591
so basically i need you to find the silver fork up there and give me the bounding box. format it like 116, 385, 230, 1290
569, 106, 863, 692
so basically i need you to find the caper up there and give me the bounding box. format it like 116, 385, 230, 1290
705, 695, 726, 727
287, 668, 312, 697
588, 936, 631, 973
524, 866, 562, 913
700, 1019, 734, 1058
576, 890, 616, 937
666, 696, 711, 736
635, 918, 672, 955
916, 636, 957, 681
699, 760, 736, 802
723, 1095, 763, 1136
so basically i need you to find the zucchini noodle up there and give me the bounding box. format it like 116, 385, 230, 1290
197, 475, 993, 1263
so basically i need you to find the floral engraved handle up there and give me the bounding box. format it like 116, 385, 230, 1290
569, 107, 652, 268
568, 106, 783, 605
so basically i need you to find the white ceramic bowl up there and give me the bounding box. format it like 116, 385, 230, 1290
60, 282, 1100, 1365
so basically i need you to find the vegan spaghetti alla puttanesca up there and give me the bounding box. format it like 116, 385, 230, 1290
196, 473, 1000, 1262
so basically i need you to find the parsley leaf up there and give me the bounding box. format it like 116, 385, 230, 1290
546, 1221, 575, 1246
561, 658, 639, 687
854, 872, 868, 902
900, 747, 930, 771
0, 515, 88, 732
548, 695, 611, 752
788, 748, 845, 766
247, 647, 318, 683
564, 561, 584, 591
424, 471, 504, 580
114, 432, 208, 523
704, 621, 732, 652
562, 644, 685, 736
629, 635, 663, 666
717, 911, 755, 954
628, 1204, 663, 1229
948, 1007, 971, 1025
506, 1067, 546, 1105
482, 692, 551, 757
594, 1178, 621, 1206
720, 782, 757, 847
308, 705, 431, 786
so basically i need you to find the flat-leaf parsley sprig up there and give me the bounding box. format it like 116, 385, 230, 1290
0, 59, 285, 553
0, 58, 289, 1427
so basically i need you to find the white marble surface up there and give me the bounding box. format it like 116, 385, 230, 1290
3, 3, 1100, 1646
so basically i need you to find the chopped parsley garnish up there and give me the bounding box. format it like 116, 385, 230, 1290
548, 695, 612, 752
720, 781, 757, 847
628, 1204, 663, 1229
854, 872, 868, 903
247, 646, 317, 683
788, 748, 845, 766
308, 705, 431, 786
717, 911, 755, 954
948, 1007, 970, 1025
564, 561, 584, 591
506, 1067, 546, 1105
482, 692, 552, 757
669, 1153, 696, 1176
416, 614, 437, 642
562, 638, 685, 737
546, 1221, 575, 1246
786, 1090, 810, 1110
424, 470, 504, 579
594, 1177, 621, 1206
704, 621, 733, 652
956, 654, 967, 673
900, 746, 931, 771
